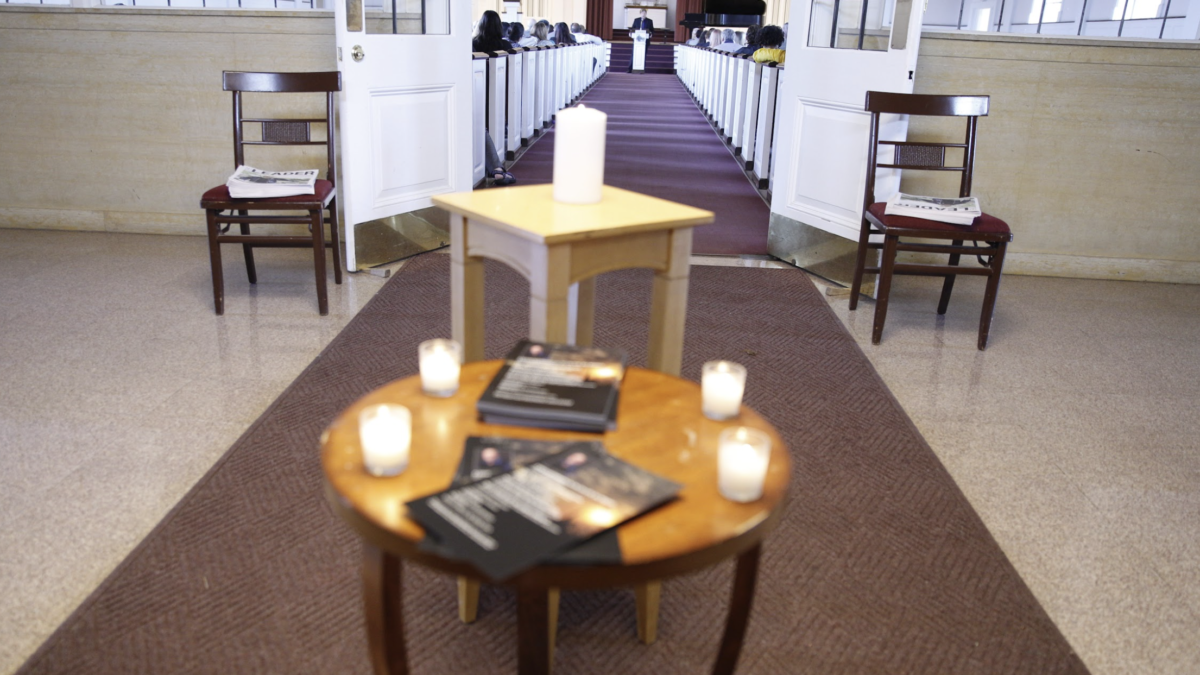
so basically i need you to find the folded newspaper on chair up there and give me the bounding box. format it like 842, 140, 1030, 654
226, 166, 318, 199
884, 193, 981, 226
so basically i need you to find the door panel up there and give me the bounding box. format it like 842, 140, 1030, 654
335, 0, 471, 271
371, 86, 454, 206
768, 0, 926, 283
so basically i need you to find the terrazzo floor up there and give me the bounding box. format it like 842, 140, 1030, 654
1, 228, 1197, 675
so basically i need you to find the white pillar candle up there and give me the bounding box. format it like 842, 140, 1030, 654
553, 104, 607, 204
718, 427, 771, 503
359, 404, 411, 477
419, 339, 462, 397
701, 360, 746, 420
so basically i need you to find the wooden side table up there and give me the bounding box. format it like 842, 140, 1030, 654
321, 361, 791, 675
431, 184, 714, 378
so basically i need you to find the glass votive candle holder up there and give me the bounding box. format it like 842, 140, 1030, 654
717, 426, 771, 503
701, 360, 746, 421
358, 403, 412, 477
419, 339, 462, 397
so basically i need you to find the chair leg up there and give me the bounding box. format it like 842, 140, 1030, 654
310, 208, 329, 315
205, 210, 225, 316
848, 221, 873, 311
977, 242, 1008, 350
871, 235, 899, 345
328, 197, 343, 284
937, 239, 962, 315
238, 211, 256, 284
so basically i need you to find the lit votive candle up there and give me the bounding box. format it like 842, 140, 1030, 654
701, 360, 746, 420
419, 339, 462, 397
718, 427, 771, 503
359, 404, 411, 477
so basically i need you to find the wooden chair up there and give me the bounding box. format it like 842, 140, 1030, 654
849, 92, 1012, 350
200, 71, 342, 316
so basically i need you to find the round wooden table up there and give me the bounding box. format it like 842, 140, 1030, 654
321, 361, 791, 675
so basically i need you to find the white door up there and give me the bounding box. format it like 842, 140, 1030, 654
335, 0, 472, 271
768, 0, 925, 249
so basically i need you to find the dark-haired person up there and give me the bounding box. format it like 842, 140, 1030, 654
734, 25, 760, 55
753, 24, 785, 64
553, 22, 576, 44
685, 27, 702, 46
509, 21, 534, 47
473, 10, 512, 53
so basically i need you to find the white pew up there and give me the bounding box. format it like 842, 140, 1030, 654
472, 54, 487, 185
752, 63, 779, 189
522, 48, 538, 143
506, 51, 523, 160
487, 54, 507, 161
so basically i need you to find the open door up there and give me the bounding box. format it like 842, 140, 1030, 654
334, 0, 472, 272
767, 0, 925, 285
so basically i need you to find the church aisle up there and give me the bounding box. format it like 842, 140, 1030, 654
511, 72, 771, 256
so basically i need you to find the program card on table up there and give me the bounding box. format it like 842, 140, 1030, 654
407, 444, 680, 581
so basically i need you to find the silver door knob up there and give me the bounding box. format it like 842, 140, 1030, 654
351, 45, 365, 62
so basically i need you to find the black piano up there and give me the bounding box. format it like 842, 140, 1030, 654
680, 0, 766, 30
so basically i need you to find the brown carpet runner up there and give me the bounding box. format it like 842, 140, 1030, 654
17, 256, 1088, 675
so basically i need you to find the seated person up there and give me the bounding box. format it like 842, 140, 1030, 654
509, 21, 535, 48
531, 22, 555, 46
685, 27, 702, 46
472, 11, 512, 53
553, 22, 577, 44
752, 24, 785, 64
734, 25, 760, 55
571, 22, 603, 44
713, 28, 740, 52
484, 135, 515, 186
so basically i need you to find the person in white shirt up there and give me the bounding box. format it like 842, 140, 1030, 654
714, 28, 740, 52
570, 23, 603, 44
685, 27, 702, 46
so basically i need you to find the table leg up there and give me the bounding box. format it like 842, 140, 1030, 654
450, 214, 485, 362
529, 244, 572, 344
362, 543, 409, 675
457, 576, 480, 623
635, 580, 661, 644
517, 584, 551, 675
648, 228, 693, 377
711, 544, 760, 675
574, 277, 595, 348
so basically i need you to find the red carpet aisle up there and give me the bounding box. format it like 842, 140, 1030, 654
512, 72, 770, 256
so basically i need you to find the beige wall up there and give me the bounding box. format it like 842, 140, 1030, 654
0, 6, 338, 235
1, 7, 1198, 282
909, 32, 1200, 282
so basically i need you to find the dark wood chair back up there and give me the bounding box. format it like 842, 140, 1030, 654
863, 92, 989, 211
222, 71, 342, 186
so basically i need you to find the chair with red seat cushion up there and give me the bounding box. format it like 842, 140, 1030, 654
200, 71, 342, 316
849, 92, 1012, 350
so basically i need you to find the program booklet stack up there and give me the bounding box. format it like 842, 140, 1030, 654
407, 439, 681, 581
883, 192, 982, 226
476, 340, 626, 433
